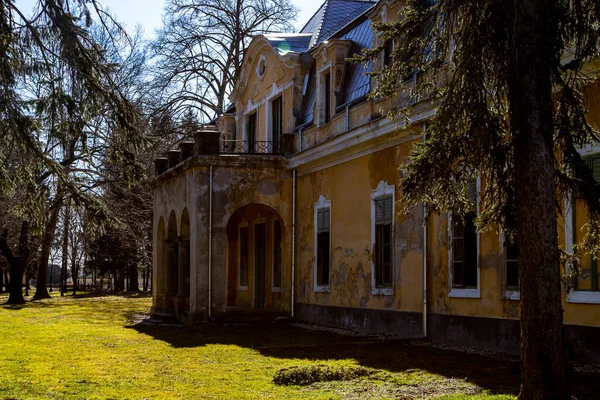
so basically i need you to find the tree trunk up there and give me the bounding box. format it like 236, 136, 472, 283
60, 205, 70, 297
506, 2, 568, 399
24, 268, 29, 297
128, 264, 139, 292
33, 200, 62, 300
0, 268, 4, 293
0, 221, 30, 305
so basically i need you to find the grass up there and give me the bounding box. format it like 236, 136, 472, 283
0, 293, 596, 400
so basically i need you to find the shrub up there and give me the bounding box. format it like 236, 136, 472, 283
273, 365, 372, 386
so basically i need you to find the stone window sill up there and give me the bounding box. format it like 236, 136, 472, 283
372, 287, 394, 296
449, 288, 480, 299
314, 285, 330, 293
502, 290, 520, 301
567, 290, 600, 304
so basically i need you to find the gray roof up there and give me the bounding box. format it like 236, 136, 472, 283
336, 17, 372, 104
298, 8, 373, 128
300, 0, 375, 50
264, 33, 314, 55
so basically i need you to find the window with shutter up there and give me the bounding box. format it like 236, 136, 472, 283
324, 72, 331, 124
246, 113, 256, 152
316, 208, 330, 287
374, 195, 393, 287
505, 237, 519, 290
451, 179, 478, 290
572, 154, 600, 292
271, 97, 282, 151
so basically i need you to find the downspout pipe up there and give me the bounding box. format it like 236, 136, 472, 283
422, 124, 428, 338
291, 169, 297, 318
208, 165, 213, 321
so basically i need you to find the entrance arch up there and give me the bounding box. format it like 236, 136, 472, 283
226, 204, 285, 310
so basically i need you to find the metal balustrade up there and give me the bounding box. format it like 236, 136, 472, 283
220, 140, 281, 155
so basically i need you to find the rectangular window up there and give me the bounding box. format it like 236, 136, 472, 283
246, 113, 257, 153
383, 38, 394, 67
316, 208, 330, 287
452, 180, 478, 288
273, 220, 282, 289
374, 196, 393, 287
505, 237, 519, 290
324, 72, 331, 124
271, 97, 283, 152
573, 154, 600, 292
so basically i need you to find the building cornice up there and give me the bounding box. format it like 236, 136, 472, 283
286, 102, 436, 175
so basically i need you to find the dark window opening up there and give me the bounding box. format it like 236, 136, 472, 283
316, 208, 330, 287
272, 97, 283, 151
572, 155, 600, 291
374, 196, 393, 287
383, 38, 394, 67
246, 113, 257, 152
239, 226, 249, 287
324, 72, 331, 124
452, 180, 478, 288
505, 237, 519, 290
273, 220, 282, 288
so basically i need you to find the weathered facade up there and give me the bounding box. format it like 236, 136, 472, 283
153, 0, 600, 363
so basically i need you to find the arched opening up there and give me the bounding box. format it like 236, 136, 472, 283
226, 204, 285, 310
156, 217, 166, 306
165, 210, 179, 311
177, 208, 191, 312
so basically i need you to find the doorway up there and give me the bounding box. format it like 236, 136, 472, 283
254, 222, 266, 308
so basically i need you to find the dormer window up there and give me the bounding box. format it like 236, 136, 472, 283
324, 72, 331, 123
382, 38, 394, 68
317, 64, 332, 127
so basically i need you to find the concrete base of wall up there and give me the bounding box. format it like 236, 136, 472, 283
428, 313, 520, 355
295, 302, 424, 338
295, 303, 600, 365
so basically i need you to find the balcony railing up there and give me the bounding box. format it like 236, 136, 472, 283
220, 140, 281, 155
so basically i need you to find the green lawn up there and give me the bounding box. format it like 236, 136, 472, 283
0, 293, 595, 399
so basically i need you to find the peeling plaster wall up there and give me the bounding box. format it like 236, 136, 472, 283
295, 137, 424, 316
425, 79, 600, 329
153, 156, 293, 321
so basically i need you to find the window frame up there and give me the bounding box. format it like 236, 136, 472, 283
499, 231, 520, 301
238, 221, 249, 291
317, 63, 332, 127
382, 38, 394, 68
371, 181, 395, 296
270, 95, 283, 151
448, 176, 481, 299
244, 112, 257, 152
314, 195, 331, 293
565, 144, 600, 304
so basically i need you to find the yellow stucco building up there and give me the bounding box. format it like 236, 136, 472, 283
152, 0, 600, 364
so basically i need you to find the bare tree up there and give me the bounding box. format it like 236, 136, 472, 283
148, 0, 297, 123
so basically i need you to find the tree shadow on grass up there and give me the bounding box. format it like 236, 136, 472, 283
129, 320, 600, 399
1, 291, 152, 310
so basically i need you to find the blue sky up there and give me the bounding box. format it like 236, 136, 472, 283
15, 0, 323, 38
